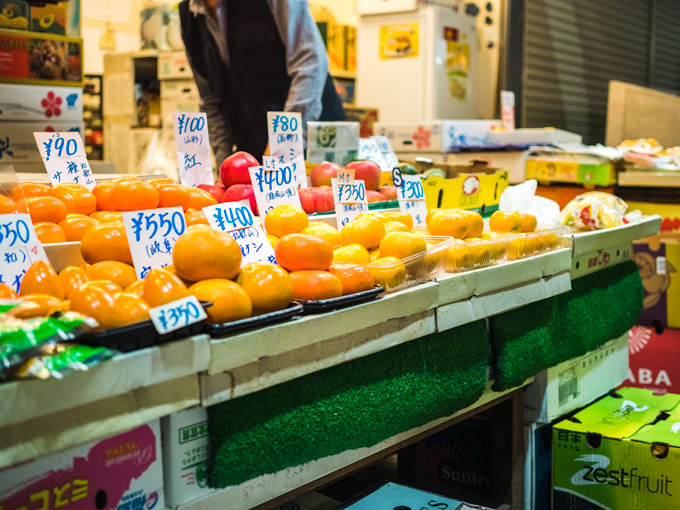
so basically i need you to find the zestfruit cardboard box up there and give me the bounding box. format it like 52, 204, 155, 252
553, 387, 680, 510
0, 420, 163, 509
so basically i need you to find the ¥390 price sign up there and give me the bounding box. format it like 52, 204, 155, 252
122, 207, 187, 279
393, 169, 428, 227
0, 213, 48, 293
202, 200, 277, 266
33, 131, 95, 190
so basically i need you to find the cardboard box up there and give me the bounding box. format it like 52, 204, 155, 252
524, 333, 630, 423
0, 83, 83, 121
0, 0, 29, 30
487, 127, 582, 146
307, 121, 360, 166
0, 120, 84, 161
553, 387, 680, 510
160, 79, 199, 129
626, 201, 680, 234
537, 184, 617, 210
162, 407, 215, 508
401, 159, 508, 214
0, 420, 164, 509
338, 482, 493, 509
374, 120, 502, 153
30, 2, 67, 35
623, 326, 680, 395
158, 51, 193, 80
343, 105, 378, 138
0, 29, 82, 86
525, 148, 617, 186
634, 235, 680, 329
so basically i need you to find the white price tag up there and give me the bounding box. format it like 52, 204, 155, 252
122, 207, 187, 279
397, 175, 427, 227
173, 111, 214, 187
0, 213, 48, 293
501, 90, 516, 131
358, 138, 389, 171
202, 200, 278, 266
33, 132, 95, 190
248, 165, 302, 218
149, 295, 207, 334
267, 111, 303, 162
332, 174, 368, 229
372, 136, 400, 168
262, 154, 308, 189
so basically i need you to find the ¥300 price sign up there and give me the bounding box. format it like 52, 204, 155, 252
394, 170, 427, 227
122, 207, 187, 279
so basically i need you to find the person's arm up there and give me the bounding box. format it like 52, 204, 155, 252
266, 0, 328, 125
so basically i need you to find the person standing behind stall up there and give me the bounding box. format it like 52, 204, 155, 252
179, 0, 346, 164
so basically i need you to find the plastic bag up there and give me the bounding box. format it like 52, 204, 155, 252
498, 179, 561, 227
7, 344, 116, 380
560, 192, 628, 231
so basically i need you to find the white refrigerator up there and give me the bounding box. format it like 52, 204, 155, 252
356, 1, 479, 123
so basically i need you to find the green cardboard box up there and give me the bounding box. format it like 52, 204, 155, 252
553, 387, 680, 509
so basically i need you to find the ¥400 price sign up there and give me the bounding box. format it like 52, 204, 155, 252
248, 165, 302, 218
122, 207, 187, 279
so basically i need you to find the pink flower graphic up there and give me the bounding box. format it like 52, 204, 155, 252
41, 91, 62, 118
413, 126, 432, 149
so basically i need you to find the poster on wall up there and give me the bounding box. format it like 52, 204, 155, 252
446, 42, 470, 100
379, 23, 419, 59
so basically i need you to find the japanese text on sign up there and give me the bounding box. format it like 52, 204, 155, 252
150, 295, 207, 334
3, 477, 90, 510
358, 138, 389, 171
267, 111, 304, 163
394, 171, 427, 227
263, 154, 307, 189
173, 111, 214, 187
0, 213, 48, 292
122, 207, 187, 279
202, 201, 278, 266
372, 136, 400, 168
331, 176, 368, 229
33, 132, 95, 190
248, 165, 302, 218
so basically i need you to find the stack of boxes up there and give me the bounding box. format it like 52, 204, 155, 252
0, 0, 83, 167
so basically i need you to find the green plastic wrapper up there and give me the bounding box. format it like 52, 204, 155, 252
8, 344, 116, 380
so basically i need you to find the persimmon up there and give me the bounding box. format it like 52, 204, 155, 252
80, 223, 133, 264
33, 222, 67, 244
15, 196, 67, 224
264, 204, 309, 238
289, 270, 343, 301
49, 183, 97, 215
19, 260, 63, 299
189, 279, 251, 324
85, 261, 137, 289
329, 264, 375, 295
332, 243, 370, 265
58, 214, 99, 241
339, 216, 385, 250
301, 222, 341, 247
58, 266, 89, 297
236, 262, 293, 314
111, 180, 159, 211
275, 234, 333, 271
142, 268, 189, 307
173, 226, 241, 281
379, 232, 427, 260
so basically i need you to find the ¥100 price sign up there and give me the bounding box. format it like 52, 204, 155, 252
202, 200, 277, 266
122, 206, 187, 279
173, 111, 214, 187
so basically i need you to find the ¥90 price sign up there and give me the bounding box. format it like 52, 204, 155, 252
33, 131, 95, 190
122, 207, 187, 279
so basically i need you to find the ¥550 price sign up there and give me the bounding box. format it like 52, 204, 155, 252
394, 171, 427, 227
149, 295, 207, 334
0, 213, 48, 293
122, 207, 187, 279
203, 201, 277, 266
33, 131, 95, 190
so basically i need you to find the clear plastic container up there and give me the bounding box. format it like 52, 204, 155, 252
445, 236, 511, 272
367, 235, 453, 293
506, 226, 570, 260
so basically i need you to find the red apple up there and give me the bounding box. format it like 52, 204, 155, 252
379, 185, 398, 200
298, 188, 317, 214
345, 160, 381, 191
310, 162, 341, 187
197, 183, 225, 202
314, 186, 335, 213
220, 184, 258, 216
366, 190, 385, 204
219, 151, 259, 188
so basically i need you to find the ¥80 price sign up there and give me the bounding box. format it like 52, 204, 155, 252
393, 169, 427, 227
149, 295, 207, 334
202, 200, 277, 266
122, 207, 187, 279
248, 164, 302, 218
267, 111, 303, 163
33, 131, 95, 190
173, 111, 214, 187
332, 171, 368, 229
0, 213, 48, 293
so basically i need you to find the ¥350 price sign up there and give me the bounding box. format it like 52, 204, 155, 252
393, 169, 427, 227
202, 200, 277, 266
0, 213, 48, 293
122, 207, 187, 279
149, 295, 207, 334
33, 131, 95, 190
332, 171, 368, 229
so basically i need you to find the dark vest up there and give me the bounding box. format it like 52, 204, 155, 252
179, 0, 345, 157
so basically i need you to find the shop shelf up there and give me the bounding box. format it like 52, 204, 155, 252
295, 286, 384, 315
207, 304, 304, 338
506, 226, 571, 261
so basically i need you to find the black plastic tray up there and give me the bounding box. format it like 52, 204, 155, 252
77, 301, 212, 353
207, 303, 304, 338
294, 286, 384, 315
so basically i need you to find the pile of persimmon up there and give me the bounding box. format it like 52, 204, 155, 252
1, 178, 218, 245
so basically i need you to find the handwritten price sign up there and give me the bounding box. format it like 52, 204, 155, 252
394, 169, 427, 227
358, 138, 389, 171
203, 201, 278, 266
173, 111, 214, 187
263, 154, 307, 189
372, 136, 400, 168
267, 111, 303, 163
33, 131, 95, 190
149, 295, 207, 334
331, 172, 368, 229
0, 213, 48, 292
122, 207, 187, 279
248, 165, 302, 219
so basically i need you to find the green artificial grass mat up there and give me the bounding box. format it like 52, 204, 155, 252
490, 260, 643, 391
207, 321, 489, 488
